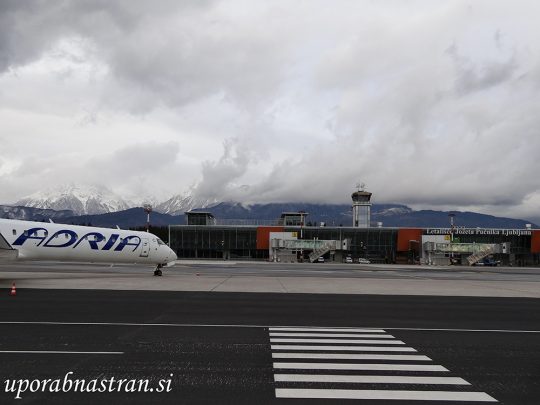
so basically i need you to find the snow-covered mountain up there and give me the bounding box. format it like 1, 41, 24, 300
0, 205, 75, 221
155, 194, 218, 215
5, 187, 539, 229
374, 205, 414, 217
15, 184, 132, 216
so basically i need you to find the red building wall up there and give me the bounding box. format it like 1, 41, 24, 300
397, 228, 423, 252
531, 230, 540, 254
256, 226, 284, 250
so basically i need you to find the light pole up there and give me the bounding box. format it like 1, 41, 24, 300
448, 213, 455, 264
143, 204, 153, 233
299, 211, 305, 262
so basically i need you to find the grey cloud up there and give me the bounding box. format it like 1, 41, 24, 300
86, 141, 179, 173
2, 1, 540, 222
80, 141, 183, 196
0, 0, 290, 114
192, 138, 251, 200
0, 142, 186, 203
454, 57, 517, 96
446, 33, 518, 95
0, 0, 205, 64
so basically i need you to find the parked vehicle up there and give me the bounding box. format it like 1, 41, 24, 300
357, 258, 371, 264
317, 256, 325, 263
473, 258, 500, 267
345, 256, 353, 263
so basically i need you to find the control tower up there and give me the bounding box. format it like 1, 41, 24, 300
352, 184, 372, 228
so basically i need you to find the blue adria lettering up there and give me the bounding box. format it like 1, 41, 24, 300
12, 228, 49, 246
14, 229, 141, 252
102, 234, 120, 251
72, 232, 107, 250
43, 230, 78, 248
114, 236, 142, 252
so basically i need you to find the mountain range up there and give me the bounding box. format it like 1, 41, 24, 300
15, 184, 131, 216
2, 184, 537, 229
13, 184, 217, 216
0, 202, 536, 230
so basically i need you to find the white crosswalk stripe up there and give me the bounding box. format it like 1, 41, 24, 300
269, 327, 385, 333
272, 353, 432, 361
274, 362, 449, 371
270, 338, 406, 344
275, 388, 498, 402
271, 344, 417, 352
274, 374, 471, 385
269, 326, 498, 402
270, 332, 395, 338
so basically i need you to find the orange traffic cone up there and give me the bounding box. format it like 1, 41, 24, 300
10, 282, 16, 296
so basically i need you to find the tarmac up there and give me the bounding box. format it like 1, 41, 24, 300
1, 261, 540, 404
1, 260, 540, 297
1, 290, 539, 404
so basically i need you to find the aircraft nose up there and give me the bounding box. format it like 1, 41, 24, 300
170, 248, 177, 261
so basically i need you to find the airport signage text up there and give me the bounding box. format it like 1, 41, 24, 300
425, 228, 532, 237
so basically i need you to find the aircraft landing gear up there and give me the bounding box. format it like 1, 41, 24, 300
154, 264, 163, 277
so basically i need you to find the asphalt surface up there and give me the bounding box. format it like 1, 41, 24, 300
2, 261, 540, 297
1, 289, 539, 404
4, 261, 540, 281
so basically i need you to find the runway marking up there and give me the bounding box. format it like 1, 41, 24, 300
0, 351, 123, 355
271, 345, 417, 352
269, 332, 395, 338
274, 374, 470, 385
273, 362, 448, 371
272, 353, 431, 361
269, 327, 385, 333
270, 338, 406, 344
275, 388, 497, 402
378, 327, 540, 334
268, 327, 498, 402
0, 322, 538, 334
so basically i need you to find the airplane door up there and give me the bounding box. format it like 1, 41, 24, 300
140, 238, 150, 257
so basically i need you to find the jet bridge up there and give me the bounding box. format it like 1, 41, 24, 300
269, 232, 348, 263
423, 241, 509, 266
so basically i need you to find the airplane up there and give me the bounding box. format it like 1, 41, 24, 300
0, 218, 177, 276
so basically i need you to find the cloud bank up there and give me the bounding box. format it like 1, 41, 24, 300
1, 1, 540, 221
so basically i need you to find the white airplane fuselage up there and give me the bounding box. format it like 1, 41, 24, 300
0, 218, 177, 267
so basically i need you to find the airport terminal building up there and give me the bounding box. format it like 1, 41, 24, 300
168, 193, 540, 266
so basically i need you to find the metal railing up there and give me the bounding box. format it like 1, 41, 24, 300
424, 242, 499, 254
215, 219, 280, 226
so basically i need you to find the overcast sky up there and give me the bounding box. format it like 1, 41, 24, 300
1, 0, 539, 221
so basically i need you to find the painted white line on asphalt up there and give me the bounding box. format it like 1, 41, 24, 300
275, 388, 497, 402
0, 322, 538, 334
381, 327, 540, 334
270, 338, 405, 344
0, 351, 124, 355
270, 327, 385, 333
269, 333, 395, 338
273, 363, 448, 371
271, 345, 417, 352
274, 374, 470, 385
272, 353, 431, 361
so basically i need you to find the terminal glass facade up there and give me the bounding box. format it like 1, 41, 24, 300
170, 226, 261, 260
168, 224, 538, 265
170, 225, 398, 262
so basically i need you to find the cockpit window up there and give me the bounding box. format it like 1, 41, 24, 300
157, 238, 166, 246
